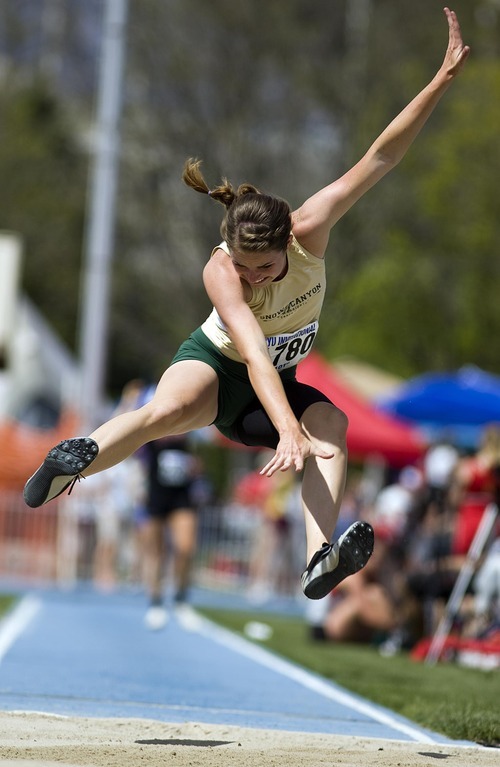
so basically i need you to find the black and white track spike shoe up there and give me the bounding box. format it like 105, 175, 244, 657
23, 437, 99, 508
301, 521, 374, 600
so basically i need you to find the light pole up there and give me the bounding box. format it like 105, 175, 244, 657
78, 0, 128, 431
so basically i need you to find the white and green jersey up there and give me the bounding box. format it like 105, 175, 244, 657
201, 234, 326, 372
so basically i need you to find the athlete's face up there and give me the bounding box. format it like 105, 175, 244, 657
230, 248, 288, 286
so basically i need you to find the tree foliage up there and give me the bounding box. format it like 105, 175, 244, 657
0, 76, 87, 349
326, 59, 500, 376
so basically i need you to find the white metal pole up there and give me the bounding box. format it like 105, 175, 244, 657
425, 503, 499, 664
0, 232, 22, 418
78, 0, 128, 431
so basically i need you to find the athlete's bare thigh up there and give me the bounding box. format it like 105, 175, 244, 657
153, 359, 219, 433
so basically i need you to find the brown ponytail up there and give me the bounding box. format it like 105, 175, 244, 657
182, 157, 291, 254
183, 157, 253, 209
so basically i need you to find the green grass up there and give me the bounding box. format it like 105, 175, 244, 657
0, 594, 16, 616
199, 607, 500, 747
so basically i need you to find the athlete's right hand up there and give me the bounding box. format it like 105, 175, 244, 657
259, 429, 334, 477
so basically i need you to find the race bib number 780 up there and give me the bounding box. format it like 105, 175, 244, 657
266, 321, 318, 371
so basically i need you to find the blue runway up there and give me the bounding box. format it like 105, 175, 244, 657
0, 587, 470, 746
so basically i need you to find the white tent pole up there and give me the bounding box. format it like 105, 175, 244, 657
425, 502, 499, 664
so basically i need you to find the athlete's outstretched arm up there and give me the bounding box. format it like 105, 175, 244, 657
293, 7, 470, 258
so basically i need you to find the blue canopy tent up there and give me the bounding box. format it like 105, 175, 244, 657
377, 365, 500, 449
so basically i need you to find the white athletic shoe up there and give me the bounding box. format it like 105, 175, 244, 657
174, 603, 199, 631
301, 521, 374, 600
144, 605, 169, 631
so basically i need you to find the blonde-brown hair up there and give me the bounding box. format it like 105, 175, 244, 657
479, 423, 500, 465
182, 158, 292, 254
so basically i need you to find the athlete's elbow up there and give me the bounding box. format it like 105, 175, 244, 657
243, 347, 272, 373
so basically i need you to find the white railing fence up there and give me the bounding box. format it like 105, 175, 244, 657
0, 491, 304, 598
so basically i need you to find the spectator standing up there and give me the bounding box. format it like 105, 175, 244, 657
247, 466, 302, 602
140, 434, 205, 630
450, 424, 500, 558
423, 441, 459, 514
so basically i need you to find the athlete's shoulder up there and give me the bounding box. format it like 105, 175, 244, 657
210, 240, 230, 259
288, 233, 325, 263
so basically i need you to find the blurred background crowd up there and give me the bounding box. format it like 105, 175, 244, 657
2, 375, 499, 667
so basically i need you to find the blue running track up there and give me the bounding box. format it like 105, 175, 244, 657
0, 587, 471, 746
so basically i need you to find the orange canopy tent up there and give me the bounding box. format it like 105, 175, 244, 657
0, 411, 80, 491
297, 352, 427, 467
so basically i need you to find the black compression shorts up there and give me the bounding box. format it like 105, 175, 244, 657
146, 485, 197, 520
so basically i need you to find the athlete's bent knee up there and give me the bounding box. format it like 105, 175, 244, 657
143, 398, 185, 433
302, 402, 348, 445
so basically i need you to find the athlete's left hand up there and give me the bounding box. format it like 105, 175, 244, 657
441, 7, 470, 78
